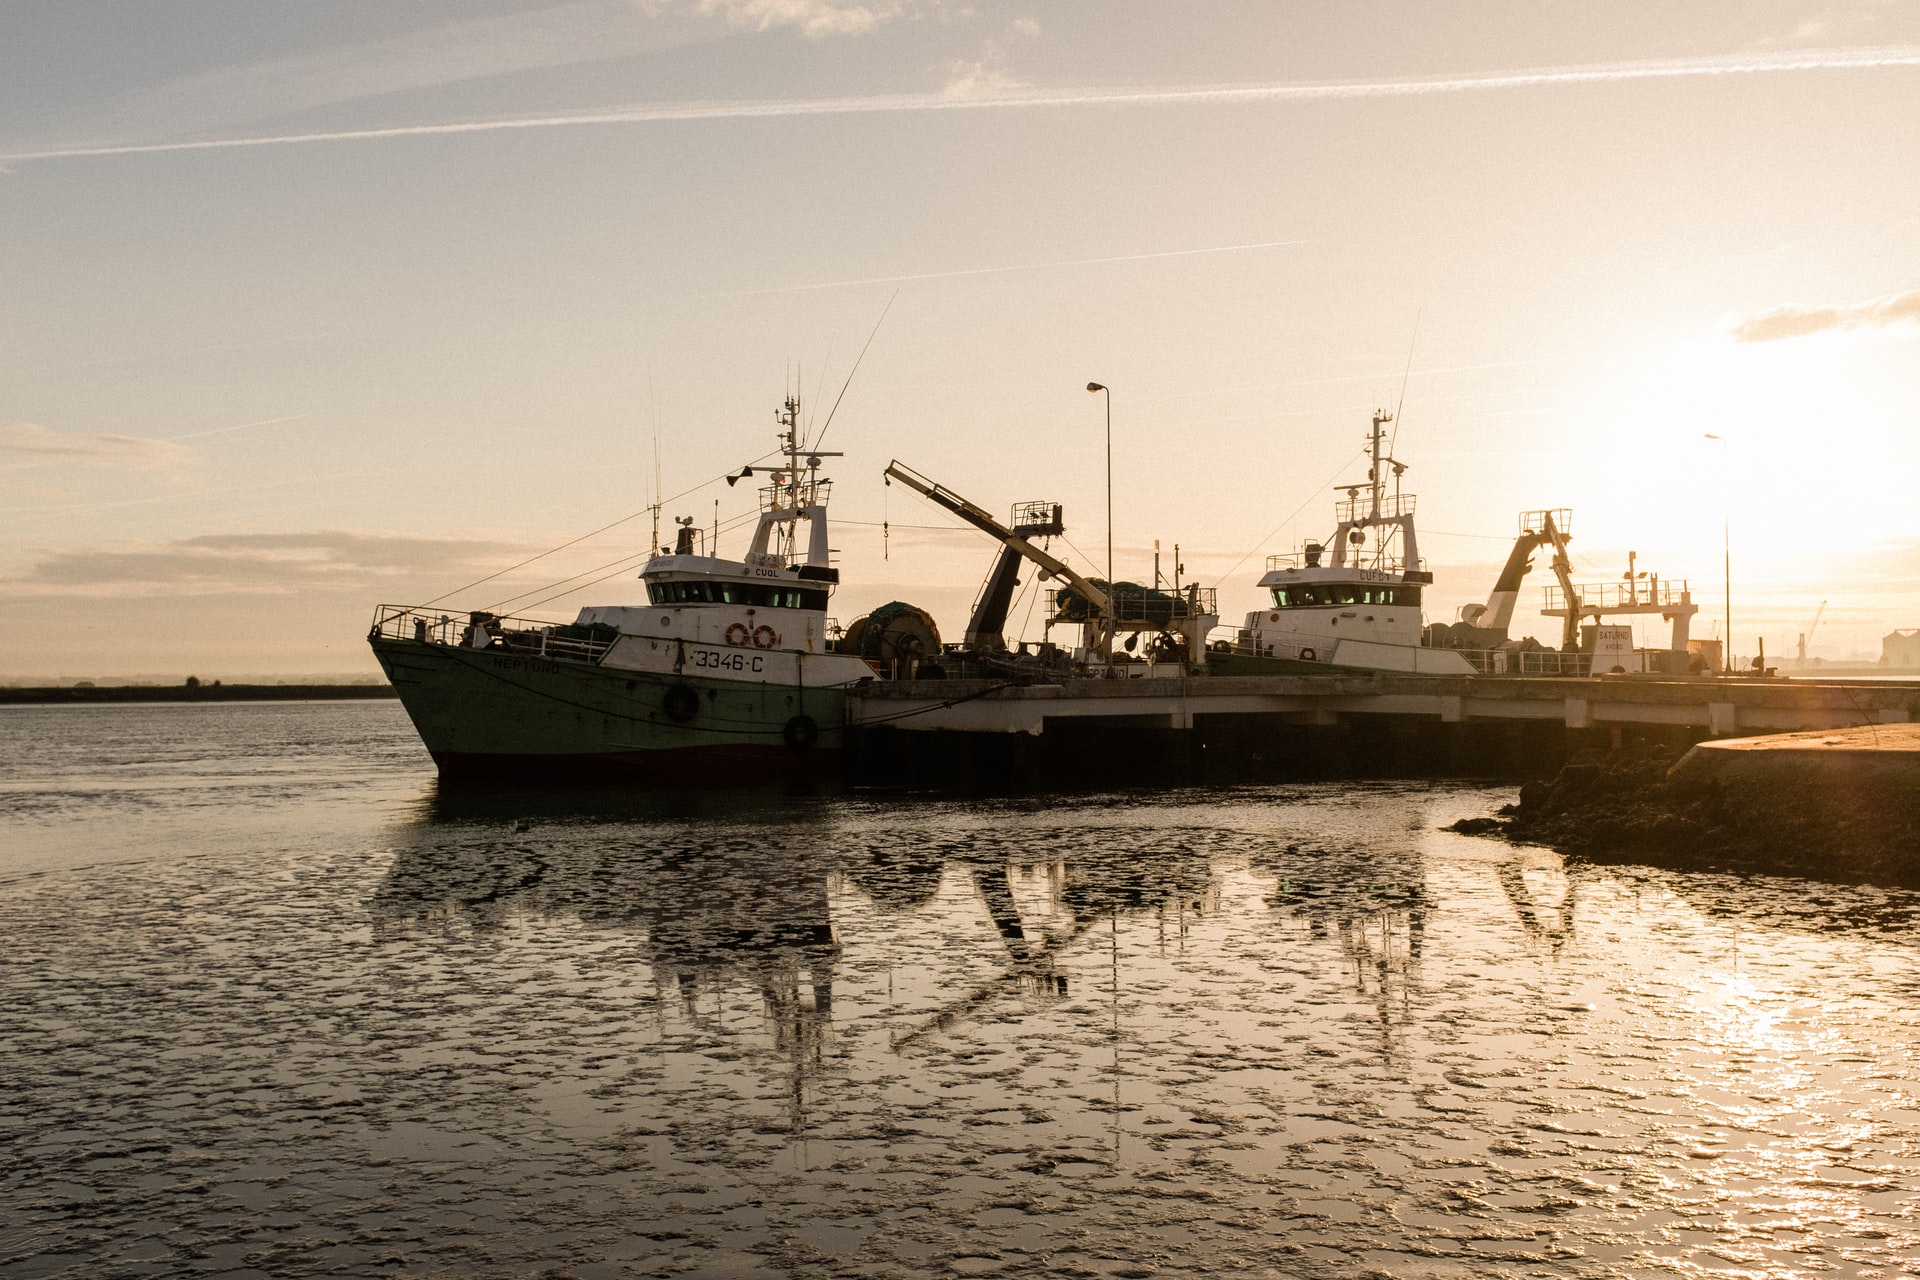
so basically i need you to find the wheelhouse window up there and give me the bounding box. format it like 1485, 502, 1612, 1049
647, 580, 828, 611
1271, 584, 1419, 608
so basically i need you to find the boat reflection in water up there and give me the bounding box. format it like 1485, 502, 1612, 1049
347, 787, 1920, 1279
371, 787, 1229, 1090
373, 786, 848, 1108
18, 714, 1920, 1278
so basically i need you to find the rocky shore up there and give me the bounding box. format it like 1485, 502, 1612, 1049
1450, 727, 1920, 885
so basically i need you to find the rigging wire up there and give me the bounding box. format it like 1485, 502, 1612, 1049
1059, 534, 1102, 579
836, 517, 975, 532
517, 561, 655, 613
1014, 554, 1046, 644
1389, 309, 1421, 456
806, 353, 832, 438
420, 449, 783, 607
485, 549, 652, 613
1208, 447, 1367, 588
808, 290, 896, 454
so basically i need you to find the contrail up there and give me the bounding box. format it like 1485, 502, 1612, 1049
166, 412, 313, 442
714, 239, 1309, 296
6, 45, 1918, 164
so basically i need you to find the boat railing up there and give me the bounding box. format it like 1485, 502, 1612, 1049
1049, 585, 1218, 626
1207, 629, 1598, 678
1204, 626, 1340, 664
1265, 552, 1427, 574
1336, 491, 1415, 523
1543, 579, 1691, 612
369, 604, 618, 663
1519, 508, 1572, 537
760, 476, 832, 512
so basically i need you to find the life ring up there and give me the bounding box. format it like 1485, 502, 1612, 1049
752, 625, 779, 649
782, 714, 819, 750
1299, 647, 1317, 662
1269, 612, 1280, 622
661, 683, 699, 722
725, 622, 750, 647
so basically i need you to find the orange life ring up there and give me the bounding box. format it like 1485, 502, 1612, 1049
1269, 612, 1280, 622
752, 625, 779, 649
725, 622, 750, 646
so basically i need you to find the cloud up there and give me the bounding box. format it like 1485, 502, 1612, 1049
680, 0, 915, 38
1731, 288, 1920, 342
0, 422, 189, 467
940, 14, 1039, 97
6, 531, 536, 598
9, 43, 1920, 165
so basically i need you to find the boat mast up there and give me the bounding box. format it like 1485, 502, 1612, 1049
1369, 409, 1389, 526
775, 393, 802, 562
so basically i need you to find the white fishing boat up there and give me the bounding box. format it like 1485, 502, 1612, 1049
1231, 411, 1477, 676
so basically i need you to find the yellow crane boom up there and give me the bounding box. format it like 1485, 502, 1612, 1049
882, 460, 1113, 620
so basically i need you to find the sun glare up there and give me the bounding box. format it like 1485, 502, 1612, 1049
1572, 332, 1916, 569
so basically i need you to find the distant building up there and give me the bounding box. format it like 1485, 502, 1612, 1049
1882, 629, 1920, 667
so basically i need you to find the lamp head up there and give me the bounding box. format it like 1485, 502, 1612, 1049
1086, 382, 1106, 393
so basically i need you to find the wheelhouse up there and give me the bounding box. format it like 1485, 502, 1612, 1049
1270, 581, 1420, 609
645, 578, 829, 611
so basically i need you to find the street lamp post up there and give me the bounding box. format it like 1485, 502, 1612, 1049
1087, 382, 1113, 660
1705, 433, 1730, 669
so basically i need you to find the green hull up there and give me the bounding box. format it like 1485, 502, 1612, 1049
370, 636, 844, 778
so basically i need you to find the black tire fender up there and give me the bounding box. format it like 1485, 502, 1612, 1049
1299, 647, 1317, 662
662, 683, 699, 722
783, 714, 819, 750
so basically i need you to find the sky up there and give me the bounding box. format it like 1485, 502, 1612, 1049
3, 0, 1919, 680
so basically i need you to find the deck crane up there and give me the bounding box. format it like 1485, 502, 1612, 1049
1535, 511, 1580, 651
883, 460, 1114, 655
1797, 600, 1828, 664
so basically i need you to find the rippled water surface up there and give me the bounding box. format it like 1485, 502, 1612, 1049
3, 702, 1919, 1279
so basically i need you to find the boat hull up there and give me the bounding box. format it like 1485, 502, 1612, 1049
370, 635, 847, 779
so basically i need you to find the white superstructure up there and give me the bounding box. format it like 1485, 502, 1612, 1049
577, 394, 876, 689
1240, 411, 1477, 676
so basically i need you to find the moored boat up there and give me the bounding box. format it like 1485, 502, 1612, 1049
1220, 410, 1478, 676
368, 396, 877, 778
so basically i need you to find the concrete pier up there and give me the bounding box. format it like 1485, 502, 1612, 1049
1670, 722, 1920, 798
851, 672, 1920, 738
844, 672, 1920, 788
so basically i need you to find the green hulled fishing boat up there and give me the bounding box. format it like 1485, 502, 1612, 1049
369, 397, 879, 779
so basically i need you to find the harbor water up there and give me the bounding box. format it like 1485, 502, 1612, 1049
3, 702, 1919, 1279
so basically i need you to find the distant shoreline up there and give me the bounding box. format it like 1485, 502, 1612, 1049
0, 684, 398, 705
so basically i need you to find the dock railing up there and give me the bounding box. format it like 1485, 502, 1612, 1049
369, 604, 618, 663
1454, 649, 1594, 677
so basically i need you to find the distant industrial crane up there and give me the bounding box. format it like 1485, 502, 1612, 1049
1797, 600, 1828, 664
